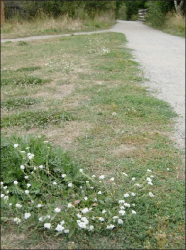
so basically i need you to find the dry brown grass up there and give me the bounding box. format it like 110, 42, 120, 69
163, 12, 185, 37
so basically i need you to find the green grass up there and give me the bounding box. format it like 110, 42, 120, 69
1, 32, 185, 249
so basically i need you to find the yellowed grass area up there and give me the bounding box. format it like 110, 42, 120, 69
164, 12, 185, 36
1, 13, 115, 39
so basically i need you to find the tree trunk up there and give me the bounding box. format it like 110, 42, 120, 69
174, 0, 184, 13
1, 0, 5, 25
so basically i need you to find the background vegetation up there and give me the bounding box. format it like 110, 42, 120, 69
3, 1, 185, 38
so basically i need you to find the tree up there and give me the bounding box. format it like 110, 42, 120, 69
174, 0, 184, 13
1, 0, 5, 24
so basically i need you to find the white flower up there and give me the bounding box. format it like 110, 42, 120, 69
27, 153, 34, 160
14, 217, 21, 224
39, 217, 44, 222
27, 183, 31, 188
20, 151, 25, 153
15, 203, 22, 208
60, 220, 65, 225
3, 186, 7, 190
167, 168, 170, 171
44, 223, 51, 229
34, 167, 37, 170
148, 182, 153, 186
122, 172, 128, 177
94, 198, 97, 202
99, 217, 104, 222
61, 174, 66, 178
24, 176, 28, 179
88, 225, 94, 231
112, 112, 117, 116
118, 219, 123, 224
131, 192, 136, 196
1, 182, 3, 185
99, 175, 105, 180
24, 213, 31, 219
4, 195, 9, 200
149, 192, 154, 197
55, 224, 64, 232
79, 169, 83, 173
120, 206, 125, 210
119, 210, 126, 216
77, 221, 87, 229
81, 208, 89, 214
81, 217, 89, 224
102, 210, 106, 214
135, 183, 141, 187
119, 200, 125, 204
77, 214, 82, 219
132, 177, 136, 181
68, 203, 73, 208
26, 147, 30, 150
147, 169, 152, 172
92, 175, 96, 178
9, 203, 12, 206
124, 193, 129, 198
110, 177, 115, 181
37, 204, 42, 208
20, 165, 25, 170
107, 224, 115, 229
132, 210, 137, 215
84, 197, 88, 201
90, 186, 94, 189
54, 207, 61, 213
113, 216, 119, 221
124, 203, 130, 207
147, 177, 152, 182
6, 190, 9, 194
86, 181, 89, 183
25, 190, 29, 195
68, 183, 72, 187
39, 165, 44, 169
98, 191, 102, 194
132, 204, 135, 206
150, 175, 154, 178
64, 229, 69, 233
53, 181, 57, 185
14, 144, 19, 148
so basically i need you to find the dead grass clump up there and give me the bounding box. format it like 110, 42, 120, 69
44, 121, 92, 150
164, 12, 185, 36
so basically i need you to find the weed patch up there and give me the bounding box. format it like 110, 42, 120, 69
2, 110, 74, 129
16, 66, 42, 72
1, 76, 50, 86
1, 98, 41, 111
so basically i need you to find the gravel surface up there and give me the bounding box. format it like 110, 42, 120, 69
110, 21, 185, 149
2, 21, 185, 149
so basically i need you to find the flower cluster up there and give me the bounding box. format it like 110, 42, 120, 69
1, 141, 157, 236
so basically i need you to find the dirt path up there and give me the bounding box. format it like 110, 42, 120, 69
2, 21, 185, 149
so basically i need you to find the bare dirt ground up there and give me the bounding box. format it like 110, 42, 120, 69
2, 20, 185, 149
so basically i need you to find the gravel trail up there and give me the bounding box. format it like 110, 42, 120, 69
2, 21, 185, 149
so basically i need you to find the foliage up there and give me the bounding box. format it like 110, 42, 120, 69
124, 0, 147, 20
145, 1, 166, 28
1, 134, 159, 237
4, 1, 116, 20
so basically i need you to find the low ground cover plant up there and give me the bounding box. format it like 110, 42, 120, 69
1, 135, 157, 237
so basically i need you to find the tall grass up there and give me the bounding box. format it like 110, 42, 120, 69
1, 9, 115, 39
163, 12, 185, 37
